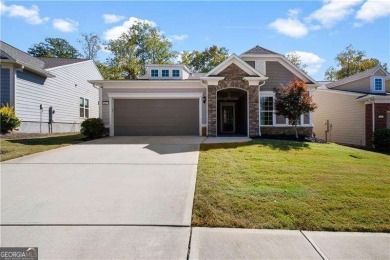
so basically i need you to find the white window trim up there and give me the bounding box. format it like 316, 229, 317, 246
151, 69, 159, 77
372, 77, 384, 92
162, 69, 169, 77
172, 69, 180, 77
259, 91, 313, 127
80, 97, 90, 119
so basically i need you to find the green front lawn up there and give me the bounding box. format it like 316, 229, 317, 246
193, 139, 390, 232
0, 133, 85, 162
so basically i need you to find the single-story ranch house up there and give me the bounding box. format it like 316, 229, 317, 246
313, 65, 390, 147
89, 45, 318, 137
0, 41, 103, 133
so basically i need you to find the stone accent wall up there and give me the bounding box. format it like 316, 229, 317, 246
365, 103, 390, 146
261, 126, 313, 137
207, 79, 259, 137
216, 63, 250, 80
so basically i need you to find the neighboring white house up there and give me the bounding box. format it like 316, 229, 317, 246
0, 41, 103, 133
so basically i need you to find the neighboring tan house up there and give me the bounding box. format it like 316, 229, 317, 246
89, 45, 318, 137
313, 65, 390, 147
0, 41, 103, 133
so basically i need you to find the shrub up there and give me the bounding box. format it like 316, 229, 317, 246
80, 118, 105, 139
372, 128, 390, 150
0, 104, 21, 134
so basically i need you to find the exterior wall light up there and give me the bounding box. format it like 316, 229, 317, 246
203, 96, 206, 104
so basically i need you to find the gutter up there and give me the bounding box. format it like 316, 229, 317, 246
258, 80, 266, 137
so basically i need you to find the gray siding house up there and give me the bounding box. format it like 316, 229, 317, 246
90, 45, 318, 137
0, 41, 103, 133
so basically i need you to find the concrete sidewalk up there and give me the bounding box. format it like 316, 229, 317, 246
189, 228, 390, 260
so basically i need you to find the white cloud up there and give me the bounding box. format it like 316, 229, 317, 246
103, 14, 125, 24
0, 2, 49, 25
168, 34, 188, 42
306, 0, 363, 28
356, 0, 390, 22
269, 9, 308, 38
286, 51, 325, 74
53, 18, 78, 33
104, 17, 157, 40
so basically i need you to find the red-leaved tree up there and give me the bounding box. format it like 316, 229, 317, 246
274, 78, 317, 139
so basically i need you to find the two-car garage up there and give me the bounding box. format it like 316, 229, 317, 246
113, 98, 200, 136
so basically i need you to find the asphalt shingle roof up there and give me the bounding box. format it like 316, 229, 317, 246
37, 57, 89, 69
326, 65, 387, 88
0, 40, 45, 69
241, 45, 280, 55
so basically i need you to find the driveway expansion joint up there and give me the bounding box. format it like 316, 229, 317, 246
300, 230, 328, 260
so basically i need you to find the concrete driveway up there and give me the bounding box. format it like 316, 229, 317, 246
1, 136, 205, 259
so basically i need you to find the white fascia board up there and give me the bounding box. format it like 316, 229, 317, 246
315, 88, 364, 96
107, 92, 203, 99
88, 80, 204, 89
356, 95, 390, 102
45, 60, 93, 71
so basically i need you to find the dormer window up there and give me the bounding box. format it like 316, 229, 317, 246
151, 69, 158, 77
172, 70, 180, 77
162, 70, 169, 77
374, 78, 383, 91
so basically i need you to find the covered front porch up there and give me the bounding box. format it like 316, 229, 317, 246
217, 88, 248, 136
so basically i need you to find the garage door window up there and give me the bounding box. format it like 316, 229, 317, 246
80, 97, 89, 118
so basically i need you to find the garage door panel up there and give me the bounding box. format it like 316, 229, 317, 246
114, 99, 199, 136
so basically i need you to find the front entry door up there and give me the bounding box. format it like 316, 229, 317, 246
220, 103, 235, 133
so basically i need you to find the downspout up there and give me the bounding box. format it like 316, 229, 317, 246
369, 97, 375, 144
201, 80, 208, 137
258, 81, 266, 136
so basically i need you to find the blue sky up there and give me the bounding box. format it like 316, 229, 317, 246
1, 0, 389, 80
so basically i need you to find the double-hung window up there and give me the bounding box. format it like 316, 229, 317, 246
80, 97, 89, 118
260, 96, 274, 125
162, 69, 169, 77
260, 93, 311, 126
374, 78, 383, 91
172, 69, 180, 77
151, 69, 158, 77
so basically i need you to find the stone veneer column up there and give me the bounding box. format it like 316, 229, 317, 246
207, 85, 217, 136
248, 85, 260, 137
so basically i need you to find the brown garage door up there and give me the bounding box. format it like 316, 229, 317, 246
114, 99, 199, 136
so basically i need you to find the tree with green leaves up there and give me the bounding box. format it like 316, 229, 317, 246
78, 33, 102, 60
106, 22, 176, 79
286, 52, 308, 74
181, 45, 229, 73
274, 78, 317, 139
325, 44, 387, 80
28, 38, 81, 58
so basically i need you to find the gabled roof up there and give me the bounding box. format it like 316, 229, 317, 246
241, 45, 281, 56
0, 41, 45, 69
326, 65, 389, 89
0, 41, 54, 77
203, 54, 267, 80
37, 57, 90, 69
